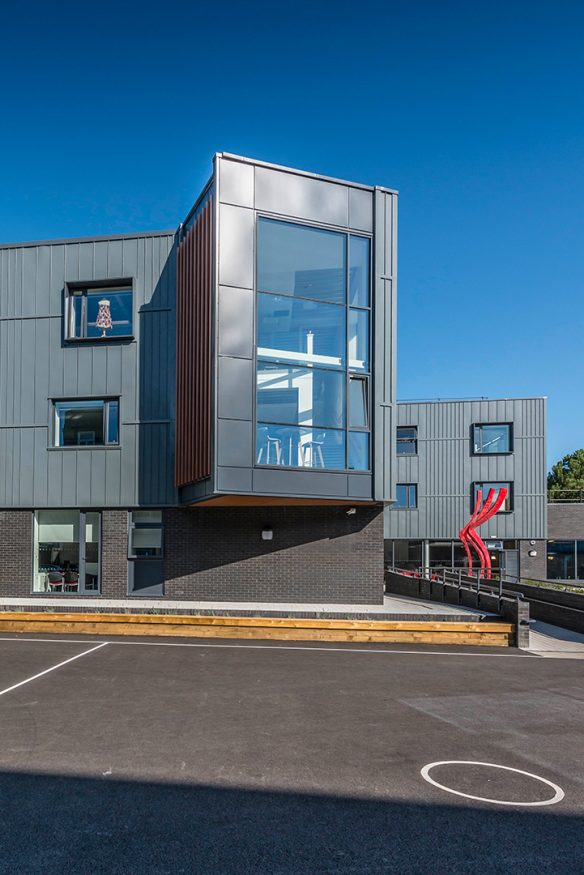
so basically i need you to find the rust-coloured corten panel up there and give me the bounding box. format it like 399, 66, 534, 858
175, 197, 214, 486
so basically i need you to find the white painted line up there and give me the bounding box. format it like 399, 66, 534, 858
0, 642, 108, 698
420, 760, 565, 807
0, 637, 541, 658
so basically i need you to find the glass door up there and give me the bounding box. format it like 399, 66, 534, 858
83, 512, 101, 592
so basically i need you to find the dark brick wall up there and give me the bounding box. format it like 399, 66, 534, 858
519, 539, 546, 582
0, 511, 33, 597
548, 503, 584, 539
163, 505, 385, 604
101, 510, 129, 598
0, 510, 129, 599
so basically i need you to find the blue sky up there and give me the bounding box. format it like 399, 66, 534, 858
1, 0, 582, 467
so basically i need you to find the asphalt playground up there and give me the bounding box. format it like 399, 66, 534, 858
0, 634, 583, 874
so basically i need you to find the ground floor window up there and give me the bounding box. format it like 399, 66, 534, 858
33, 510, 101, 593
390, 539, 422, 571
547, 540, 584, 581
129, 511, 164, 558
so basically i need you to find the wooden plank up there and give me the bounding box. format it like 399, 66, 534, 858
0, 615, 512, 646
0, 612, 514, 634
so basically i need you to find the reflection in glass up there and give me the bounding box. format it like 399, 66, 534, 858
55, 400, 119, 446
349, 377, 368, 428
84, 512, 100, 590
107, 400, 119, 445
429, 541, 452, 568
256, 363, 344, 429
392, 539, 423, 571
258, 218, 346, 303
394, 484, 417, 508
348, 431, 369, 470
256, 423, 345, 469
56, 400, 105, 446
474, 482, 511, 512
33, 510, 100, 593
396, 426, 417, 455
130, 510, 164, 558
547, 541, 576, 580
69, 287, 133, 339
348, 309, 369, 371
349, 235, 370, 307
473, 423, 511, 454
257, 294, 345, 369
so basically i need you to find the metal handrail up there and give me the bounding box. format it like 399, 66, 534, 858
386, 564, 523, 601
548, 489, 584, 503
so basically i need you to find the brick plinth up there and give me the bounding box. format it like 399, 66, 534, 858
163, 505, 385, 604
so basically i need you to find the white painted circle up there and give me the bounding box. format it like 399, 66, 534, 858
420, 760, 565, 807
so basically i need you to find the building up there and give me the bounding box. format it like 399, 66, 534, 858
385, 396, 584, 584
385, 397, 548, 578
1, 152, 581, 605
0, 154, 397, 604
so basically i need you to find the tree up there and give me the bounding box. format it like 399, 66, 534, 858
548, 449, 584, 500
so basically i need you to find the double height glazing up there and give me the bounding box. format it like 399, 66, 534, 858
255, 218, 370, 471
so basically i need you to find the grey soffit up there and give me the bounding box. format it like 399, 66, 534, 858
0, 230, 176, 250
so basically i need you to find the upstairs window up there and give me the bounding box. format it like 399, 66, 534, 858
394, 483, 418, 509
473, 481, 513, 513
255, 217, 371, 472
473, 423, 512, 454
54, 399, 119, 447
66, 281, 133, 340
397, 426, 417, 455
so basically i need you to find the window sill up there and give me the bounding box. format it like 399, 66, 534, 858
48, 445, 121, 451
29, 591, 102, 597
64, 336, 135, 345
255, 464, 371, 474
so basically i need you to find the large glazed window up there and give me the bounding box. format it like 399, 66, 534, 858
257, 294, 345, 368
256, 218, 370, 471
33, 510, 100, 594
257, 218, 346, 303
547, 540, 584, 581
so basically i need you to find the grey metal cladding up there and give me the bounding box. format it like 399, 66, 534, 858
219, 159, 254, 209
216, 419, 253, 468
212, 155, 396, 502
217, 286, 253, 359
384, 397, 547, 539
252, 468, 349, 498
217, 356, 253, 422
255, 166, 349, 227
218, 204, 254, 289
349, 188, 373, 233
0, 233, 177, 508
217, 465, 253, 493
373, 188, 397, 503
